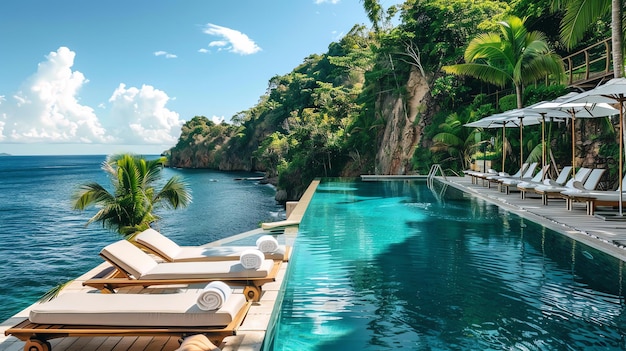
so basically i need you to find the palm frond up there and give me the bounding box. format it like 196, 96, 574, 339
560, 0, 611, 48
38, 279, 74, 303
442, 63, 510, 87
155, 176, 193, 209
71, 183, 115, 210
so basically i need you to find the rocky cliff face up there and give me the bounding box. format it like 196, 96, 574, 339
375, 68, 434, 175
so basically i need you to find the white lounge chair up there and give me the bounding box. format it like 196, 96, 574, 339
486, 162, 537, 189
533, 168, 603, 205
135, 228, 290, 262
465, 168, 499, 185
83, 240, 281, 301
500, 164, 549, 195
560, 175, 626, 215
4, 289, 250, 351
516, 166, 572, 199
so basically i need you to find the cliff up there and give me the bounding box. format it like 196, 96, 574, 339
375, 69, 434, 175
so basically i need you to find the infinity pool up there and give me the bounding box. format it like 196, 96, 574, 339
265, 178, 626, 350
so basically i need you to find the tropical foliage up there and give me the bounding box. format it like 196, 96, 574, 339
166, 0, 617, 197
442, 16, 565, 108
72, 154, 192, 238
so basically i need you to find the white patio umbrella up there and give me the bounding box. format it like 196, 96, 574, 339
465, 110, 542, 173
532, 93, 618, 177
561, 78, 626, 216
519, 101, 570, 179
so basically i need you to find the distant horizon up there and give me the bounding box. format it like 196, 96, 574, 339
0, 143, 172, 156
0, 1, 398, 156
0, 153, 163, 157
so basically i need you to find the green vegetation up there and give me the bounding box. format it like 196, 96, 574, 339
442, 15, 565, 108
72, 154, 192, 238
167, 0, 621, 199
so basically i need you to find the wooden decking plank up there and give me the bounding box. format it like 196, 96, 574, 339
144, 336, 177, 351
94, 336, 124, 351
78, 336, 109, 350
125, 336, 152, 351
109, 336, 138, 351
62, 335, 102, 351
50, 336, 81, 350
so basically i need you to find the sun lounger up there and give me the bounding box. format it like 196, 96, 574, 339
486, 162, 536, 189
4, 289, 251, 351
500, 164, 549, 195
533, 168, 603, 205
135, 228, 290, 262
516, 166, 572, 199
466, 168, 499, 185
560, 175, 626, 214
83, 240, 281, 301
467, 162, 529, 186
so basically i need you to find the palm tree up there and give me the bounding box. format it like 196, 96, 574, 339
430, 112, 482, 171
552, 0, 622, 78
442, 16, 565, 109
72, 153, 192, 238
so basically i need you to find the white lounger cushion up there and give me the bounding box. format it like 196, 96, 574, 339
173, 246, 286, 261
561, 189, 626, 200
141, 259, 275, 280
101, 240, 274, 280
29, 291, 246, 327
135, 228, 286, 262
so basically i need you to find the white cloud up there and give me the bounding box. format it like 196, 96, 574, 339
154, 50, 177, 59
0, 46, 185, 150
209, 40, 228, 47
315, 0, 340, 3
0, 47, 112, 144
107, 83, 184, 145
197, 48, 209, 54
202, 23, 261, 55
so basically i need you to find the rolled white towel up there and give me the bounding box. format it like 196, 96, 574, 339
240, 248, 264, 269
256, 235, 279, 253
196, 281, 232, 311
175, 334, 221, 351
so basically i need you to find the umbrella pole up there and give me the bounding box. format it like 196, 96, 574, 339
571, 110, 576, 176
542, 114, 546, 180
619, 96, 624, 217
519, 117, 524, 179
502, 124, 506, 172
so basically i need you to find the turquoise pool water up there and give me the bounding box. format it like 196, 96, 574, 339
265, 179, 626, 350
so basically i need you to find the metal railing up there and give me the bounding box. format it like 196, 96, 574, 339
427, 164, 447, 186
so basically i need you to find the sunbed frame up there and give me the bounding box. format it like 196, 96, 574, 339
83, 256, 282, 302
5, 300, 251, 351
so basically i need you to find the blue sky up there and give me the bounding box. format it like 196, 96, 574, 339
0, 0, 389, 155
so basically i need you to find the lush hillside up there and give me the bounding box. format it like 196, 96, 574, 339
168, 0, 614, 201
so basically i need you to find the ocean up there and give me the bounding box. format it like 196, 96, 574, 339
0, 154, 284, 322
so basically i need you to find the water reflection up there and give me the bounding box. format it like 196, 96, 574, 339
269, 179, 626, 351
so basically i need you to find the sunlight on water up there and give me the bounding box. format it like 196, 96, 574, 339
266, 179, 626, 351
